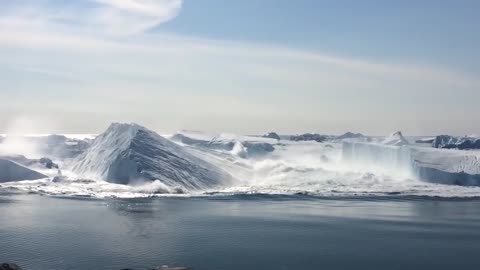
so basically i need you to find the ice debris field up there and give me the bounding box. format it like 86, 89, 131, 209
1, 123, 480, 198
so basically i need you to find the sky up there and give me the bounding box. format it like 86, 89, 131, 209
0, 0, 479, 135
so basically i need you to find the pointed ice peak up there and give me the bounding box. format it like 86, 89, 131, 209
104, 122, 145, 134
72, 122, 232, 190
382, 131, 409, 146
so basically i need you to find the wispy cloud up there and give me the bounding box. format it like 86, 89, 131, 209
0, 0, 182, 35
0, 0, 479, 135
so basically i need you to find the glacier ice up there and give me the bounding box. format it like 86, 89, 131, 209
432, 135, 480, 150
0, 134, 91, 159
343, 140, 480, 186
262, 132, 281, 140
382, 131, 409, 146
71, 123, 233, 190
0, 158, 48, 183
2, 124, 480, 198
171, 131, 276, 158
336, 132, 365, 140
207, 134, 275, 157
170, 130, 213, 146
290, 133, 329, 142
0, 155, 59, 169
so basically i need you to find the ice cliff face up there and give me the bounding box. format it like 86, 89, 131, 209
71, 123, 232, 190
342, 142, 414, 179
0, 159, 47, 183
343, 141, 480, 186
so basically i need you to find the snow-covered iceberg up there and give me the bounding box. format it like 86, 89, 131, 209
343, 140, 480, 186
0, 158, 48, 183
382, 131, 409, 146
71, 123, 233, 190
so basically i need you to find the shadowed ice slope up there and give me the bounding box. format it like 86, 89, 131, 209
71, 123, 232, 190
0, 159, 47, 183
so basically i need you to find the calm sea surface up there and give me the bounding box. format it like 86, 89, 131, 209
1, 192, 480, 270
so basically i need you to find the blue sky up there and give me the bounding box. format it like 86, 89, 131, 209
0, 0, 479, 135
160, 0, 480, 73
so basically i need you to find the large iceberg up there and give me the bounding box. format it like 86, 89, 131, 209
0, 158, 47, 183
343, 140, 480, 186
71, 123, 233, 190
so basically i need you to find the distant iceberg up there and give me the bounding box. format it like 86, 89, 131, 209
382, 131, 409, 146
262, 132, 281, 140
290, 133, 329, 142
71, 123, 233, 190
336, 132, 365, 140
433, 135, 480, 150
171, 131, 276, 158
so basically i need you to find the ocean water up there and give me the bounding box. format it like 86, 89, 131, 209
1, 192, 480, 270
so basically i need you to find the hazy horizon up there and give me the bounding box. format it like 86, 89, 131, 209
1, 0, 479, 135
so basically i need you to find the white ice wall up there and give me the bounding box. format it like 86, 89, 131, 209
342, 141, 480, 186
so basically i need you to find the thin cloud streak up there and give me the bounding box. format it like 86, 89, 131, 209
0, 0, 479, 135
0, 0, 182, 36
0, 18, 478, 89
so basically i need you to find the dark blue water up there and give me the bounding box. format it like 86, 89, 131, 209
1, 192, 480, 270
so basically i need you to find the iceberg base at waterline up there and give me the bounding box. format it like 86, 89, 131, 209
342, 141, 480, 186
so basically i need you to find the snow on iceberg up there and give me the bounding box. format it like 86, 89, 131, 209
71, 123, 233, 190
343, 140, 480, 186
382, 131, 409, 146
170, 130, 214, 146
171, 131, 276, 158
0, 158, 48, 183
207, 133, 275, 156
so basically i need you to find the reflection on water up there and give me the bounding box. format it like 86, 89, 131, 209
1, 194, 480, 270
